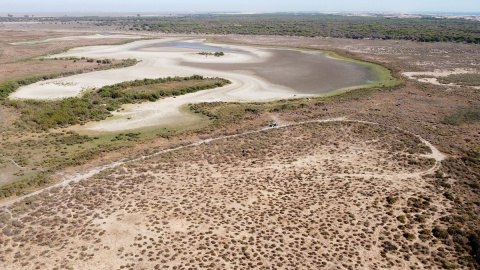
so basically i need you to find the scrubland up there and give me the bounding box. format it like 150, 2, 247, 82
0, 18, 479, 269
1, 121, 462, 269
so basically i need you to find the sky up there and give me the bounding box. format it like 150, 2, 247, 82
1, 0, 479, 14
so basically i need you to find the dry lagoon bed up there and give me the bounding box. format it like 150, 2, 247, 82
1, 30, 476, 270
9, 38, 378, 131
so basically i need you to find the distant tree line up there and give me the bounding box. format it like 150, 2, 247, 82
132, 14, 480, 44
8, 14, 478, 44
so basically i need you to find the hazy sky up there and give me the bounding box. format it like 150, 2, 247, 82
2, 0, 479, 13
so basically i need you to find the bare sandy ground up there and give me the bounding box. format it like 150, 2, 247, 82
0, 120, 453, 269
8, 34, 143, 45
9, 38, 377, 131
0, 118, 446, 209
403, 68, 479, 86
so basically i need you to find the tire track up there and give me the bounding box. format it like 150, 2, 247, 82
0, 117, 446, 209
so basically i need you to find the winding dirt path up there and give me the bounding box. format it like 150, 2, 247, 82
8, 159, 26, 170
0, 118, 446, 209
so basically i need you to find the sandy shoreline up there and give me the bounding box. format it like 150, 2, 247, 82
10, 37, 378, 131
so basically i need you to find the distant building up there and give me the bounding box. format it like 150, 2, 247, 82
137, 14, 141, 17
24, 15, 29, 18
8, 14, 13, 18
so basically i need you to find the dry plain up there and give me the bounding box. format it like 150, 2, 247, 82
0, 23, 479, 270
0, 120, 453, 270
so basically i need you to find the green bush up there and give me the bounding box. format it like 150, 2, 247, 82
382, 241, 398, 251
433, 227, 450, 239
403, 232, 416, 240
444, 192, 454, 201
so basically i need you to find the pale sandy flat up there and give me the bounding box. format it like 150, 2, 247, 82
10, 38, 377, 131
9, 34, 143, 45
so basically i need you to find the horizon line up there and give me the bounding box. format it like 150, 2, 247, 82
1, 11, 480, 15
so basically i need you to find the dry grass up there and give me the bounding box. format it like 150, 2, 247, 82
0, 121, 455, 269
0, 30, 136, 64
0, 26, 478, 270
0, 30, 141, 83
0, 58, 125, 82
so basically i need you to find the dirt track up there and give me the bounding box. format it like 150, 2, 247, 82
0, 118, 446, 209
0, 118, 451, 270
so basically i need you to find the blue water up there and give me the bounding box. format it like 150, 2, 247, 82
174, 43, 232, 52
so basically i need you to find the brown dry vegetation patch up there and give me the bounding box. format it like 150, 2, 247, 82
0, 30, 135, 64
0, 30, 141, 82
0, 58, 125, 82
0, 122, 458, 269
0, 29, 478, 269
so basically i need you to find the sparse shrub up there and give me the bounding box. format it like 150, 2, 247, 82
442, 261, 459, 269
438, 180, 452, 188
433, 227, 449, 239
408, 196, 430, 211
442, 105, 480, 125
414, 215, 426, 223
382, 241, 398, 252
438, 73, 480, 87
386, 196, 398, 205
444, 192, 454, 201
403, 232, 416, 240
440, 215, 468, 224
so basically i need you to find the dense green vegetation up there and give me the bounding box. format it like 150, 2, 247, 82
0, 173, 51, 198
7, 14, 478, 44
129, 14, 480, 43
7, 75, 230, 131
143, 15, 480, 43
